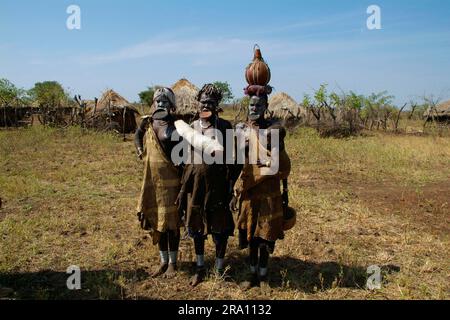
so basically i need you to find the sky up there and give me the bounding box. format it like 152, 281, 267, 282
1, 0, 450, 105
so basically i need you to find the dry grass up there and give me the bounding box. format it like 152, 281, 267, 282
0, 125, 449, 300
288, 127, 450, 186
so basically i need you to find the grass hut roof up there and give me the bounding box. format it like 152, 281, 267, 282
435, 100, 450, 116
96, 89, 130, 112
424, 100, 450, 118
268, 92, 305, 120
171, 78, 200, 116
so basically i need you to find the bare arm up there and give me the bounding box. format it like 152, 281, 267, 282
135, 117, 150, 159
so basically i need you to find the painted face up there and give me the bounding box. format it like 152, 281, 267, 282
199, 93, 219, 119
152, 94, 173, 120
248, 96, 267, 121
155, 95, 172, 112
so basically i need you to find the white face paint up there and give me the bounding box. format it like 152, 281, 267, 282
156, 95, 171, 111
248, 96, 267, 121
153, 88, 176, 112
153, 89, 176, 119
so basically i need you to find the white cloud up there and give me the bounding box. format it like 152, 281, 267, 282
76, 36, 352, 66
76, 38, 251, 65
257, 11, 361, 34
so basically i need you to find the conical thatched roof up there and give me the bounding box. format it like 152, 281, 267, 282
424, 100, 450, 118
268, 92, 305, 120
171, 79, 200, 116
96, 89, 130, 112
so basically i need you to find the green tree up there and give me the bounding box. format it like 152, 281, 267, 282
360, 91, 396, 130
0, 78, 28, 107
315, 84, 336, 123
29, 81, 69, 108
212, 81, 234, 103
303, 84, 367, 135
138, 87, 156, 108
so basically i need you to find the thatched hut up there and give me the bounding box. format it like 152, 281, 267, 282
171, 79, 200, 121
96, 89, 130, 112
1, 105, 77, 127
0, 106, 34, 127
268, 92, 305, 123
424, 100, 450, 122
89, 89, 138, 133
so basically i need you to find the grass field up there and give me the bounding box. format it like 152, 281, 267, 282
0, 124, 449, 300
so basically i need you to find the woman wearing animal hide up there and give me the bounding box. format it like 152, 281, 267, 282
230, 84, 294, 290
135, 87, 183, 279
176, 83, 238, 287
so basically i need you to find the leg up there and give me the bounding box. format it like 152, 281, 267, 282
240, 237, 259, 290
258, 241, 274, 292
190, 234, 206, 287
258, 244, 270, 281
164, 229, 180, 279
238, 229, 249, 250
213, 234, 228, 273
249, 238, 259, 269
152, 232, 169, 278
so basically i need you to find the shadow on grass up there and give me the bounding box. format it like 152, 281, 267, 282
0, 269, 150, 300
223, 252, 400, 293
0, 259, 400, 299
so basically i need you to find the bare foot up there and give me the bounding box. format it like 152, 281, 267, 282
163, 263, 177, 279
189, 268, 205, 287
151, 263, 168, 278
240, 273, 258, 291
214, 268, 225, 277
259, 275, 271, 294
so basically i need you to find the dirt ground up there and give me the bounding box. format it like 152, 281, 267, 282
0, 127, 449, 300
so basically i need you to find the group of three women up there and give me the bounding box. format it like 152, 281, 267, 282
135, 82, 291, 289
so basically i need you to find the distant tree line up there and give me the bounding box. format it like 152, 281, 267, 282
1, 78, 446, 135
0, 78, 73, 108
299, 84, 444, 137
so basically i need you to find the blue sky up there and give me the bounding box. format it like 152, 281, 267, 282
1, 0, 449, 104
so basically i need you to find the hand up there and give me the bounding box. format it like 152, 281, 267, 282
229, 195, 238, 212
137, 212, 151, 230
256, 159, 264, 167
282, 190, 289, 208
256, 158, 271, 168
175, 191, 184, 207
137, 147, 144, 160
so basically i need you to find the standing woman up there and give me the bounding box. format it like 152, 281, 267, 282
176, 84, 236, 287
135, 87, 183, 279
232, 84, 293, 289
231, 44, 294, 289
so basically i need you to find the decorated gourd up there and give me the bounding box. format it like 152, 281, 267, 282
245, 44, 271, 86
